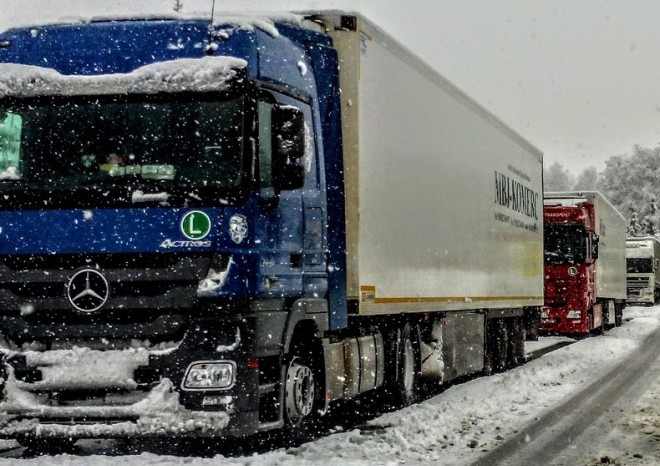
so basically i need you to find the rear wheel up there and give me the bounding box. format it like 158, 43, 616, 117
493, 319, 509, 372
385, 323, 420, 408
509, 317, 526, 367
614, 303, 623, 327
399, 328, 417, 405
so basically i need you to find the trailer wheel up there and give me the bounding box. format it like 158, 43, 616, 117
491, 319, 509, 372
614, 303, 623, 327
384, 323, 420, 408
509, 317, 526, 367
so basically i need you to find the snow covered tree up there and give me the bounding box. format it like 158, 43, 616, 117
573, 166, 598, 191
544, 162, 574, 192
599, 144, 660, 236
628, 212, 642, 236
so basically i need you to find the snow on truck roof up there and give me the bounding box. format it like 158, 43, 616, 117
0, 56, 247, 98
0, 11, 304, 37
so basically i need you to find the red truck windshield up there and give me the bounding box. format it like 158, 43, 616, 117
544, 223, 587, 264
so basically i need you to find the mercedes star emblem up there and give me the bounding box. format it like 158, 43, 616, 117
66, 268, 110, 312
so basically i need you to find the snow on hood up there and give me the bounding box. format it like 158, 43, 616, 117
0, 56, 247, 98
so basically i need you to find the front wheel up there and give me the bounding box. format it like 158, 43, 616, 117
284, 357, 317, 428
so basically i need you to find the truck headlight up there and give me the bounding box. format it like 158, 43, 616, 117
182, 361, 236, 390
566, 310, 582, 319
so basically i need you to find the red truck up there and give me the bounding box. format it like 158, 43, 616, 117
542, 192, 627, 335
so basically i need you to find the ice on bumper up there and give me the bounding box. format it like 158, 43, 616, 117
19, 346, 149, 390
0, 348, 232, 438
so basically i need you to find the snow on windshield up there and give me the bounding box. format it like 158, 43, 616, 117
0, 56, 248, 98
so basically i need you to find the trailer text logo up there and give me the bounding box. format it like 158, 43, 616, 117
494, 168, 540, 233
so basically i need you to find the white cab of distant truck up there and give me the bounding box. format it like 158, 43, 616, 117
626, 236, 660, 305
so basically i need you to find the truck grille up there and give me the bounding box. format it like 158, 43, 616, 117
0, 253, 213, 343
627, 276, 651, 288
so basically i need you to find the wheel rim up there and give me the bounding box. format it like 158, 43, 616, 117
285, 358, 315, 424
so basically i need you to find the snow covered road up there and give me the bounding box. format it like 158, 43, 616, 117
1, 306, 659, 465
476, 311, 660, 465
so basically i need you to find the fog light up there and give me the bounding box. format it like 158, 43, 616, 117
566, 310, 582, 319
182, 361, 236, 390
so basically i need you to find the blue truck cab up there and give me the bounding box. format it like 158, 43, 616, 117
0, 15, 354, 441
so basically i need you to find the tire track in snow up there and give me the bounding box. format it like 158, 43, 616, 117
471, 327, 660, 466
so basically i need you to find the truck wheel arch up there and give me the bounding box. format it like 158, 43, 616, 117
282, 298, 329, 355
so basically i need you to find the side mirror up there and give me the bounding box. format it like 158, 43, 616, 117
592, 234, 600, 260
272, 105, 305, 191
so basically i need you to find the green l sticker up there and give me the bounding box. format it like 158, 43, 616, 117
181, 211, 211, 240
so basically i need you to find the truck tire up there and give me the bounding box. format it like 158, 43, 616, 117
509, 317, 526, 367
614, 303, 623, 327
281, 333, 323, 444
284, 357, 316, 425
492, 319, 508, 372
384, 323, 420, 409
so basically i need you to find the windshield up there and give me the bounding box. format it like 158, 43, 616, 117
627, 257, 653, 273
544, 223, 587, 264
0, 93, 246, 191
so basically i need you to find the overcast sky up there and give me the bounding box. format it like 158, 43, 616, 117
2, 0, 660, 175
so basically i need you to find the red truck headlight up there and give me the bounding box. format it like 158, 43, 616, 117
566, 310, 582, 319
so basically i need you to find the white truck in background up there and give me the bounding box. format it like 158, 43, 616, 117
626, 236, 660, 305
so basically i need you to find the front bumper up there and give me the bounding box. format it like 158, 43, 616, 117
0, 318, 262, 439
539, 307, 589, 334
0, 379, 250, 439
626, 288, 655, 305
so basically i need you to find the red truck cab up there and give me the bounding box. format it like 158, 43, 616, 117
542, 200, 601, 334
